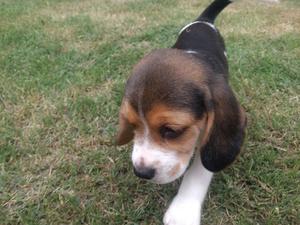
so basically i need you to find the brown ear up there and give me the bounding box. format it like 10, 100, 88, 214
199, 110, 215, 149
116, 101, 135, 145
200, 78, 246, 172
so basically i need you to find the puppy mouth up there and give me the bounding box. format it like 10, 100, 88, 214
133, 164, 189, 185
151, 155, 196, 184
150, 171, 184, 184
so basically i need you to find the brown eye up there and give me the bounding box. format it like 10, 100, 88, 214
159, 125, 185, 140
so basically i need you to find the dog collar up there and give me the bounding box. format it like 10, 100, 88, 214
179, 21, 216, 35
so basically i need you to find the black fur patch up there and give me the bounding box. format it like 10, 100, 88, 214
173, 23, 228, 75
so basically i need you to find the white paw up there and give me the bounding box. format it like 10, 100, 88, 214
163, 196, 201, 225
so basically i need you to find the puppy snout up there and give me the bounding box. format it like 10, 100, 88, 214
133, 166, 155, 180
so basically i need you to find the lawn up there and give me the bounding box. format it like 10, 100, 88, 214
0, 0, 299, 224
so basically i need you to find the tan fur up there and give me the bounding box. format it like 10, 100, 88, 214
168, 163, 181, 177
146, 104, 201, 153
146, 104, 195, 128
116, 100, 139, 145
198, 111, 215, 149
117, 99, 215, 154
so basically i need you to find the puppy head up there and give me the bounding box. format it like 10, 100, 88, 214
116, 49, 246, 184
118, 100, 208, 184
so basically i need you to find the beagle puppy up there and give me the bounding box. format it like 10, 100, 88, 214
116, 0, 246, 224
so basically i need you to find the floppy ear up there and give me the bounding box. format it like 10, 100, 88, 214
200, 78, 246, 172
116, 101, 135, 145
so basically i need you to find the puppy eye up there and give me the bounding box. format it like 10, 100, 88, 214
159, 126, 185, 140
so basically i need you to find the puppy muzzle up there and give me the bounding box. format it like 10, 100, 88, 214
133, 166, 156, 180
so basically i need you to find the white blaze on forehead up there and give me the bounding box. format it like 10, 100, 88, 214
132, 137, 176, 167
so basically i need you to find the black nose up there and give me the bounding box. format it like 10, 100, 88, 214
133, 166, 155, 180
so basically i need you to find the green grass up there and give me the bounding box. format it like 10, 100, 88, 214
0, 0, 299, 224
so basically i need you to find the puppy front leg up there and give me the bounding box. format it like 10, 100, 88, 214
163, 151, 213, 225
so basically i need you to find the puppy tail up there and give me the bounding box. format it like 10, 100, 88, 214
197, 0, 233, 23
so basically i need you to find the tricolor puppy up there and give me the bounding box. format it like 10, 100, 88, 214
116, 0, 246, 224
